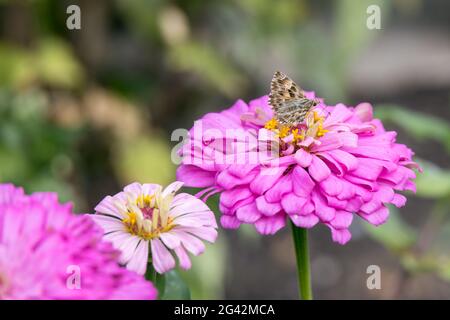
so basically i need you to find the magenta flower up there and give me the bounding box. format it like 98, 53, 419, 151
176, 94, 420, 244
0, 183, 157, 300
92, 181, 218, 275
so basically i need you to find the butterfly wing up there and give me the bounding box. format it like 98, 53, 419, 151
269, 71, 315, 125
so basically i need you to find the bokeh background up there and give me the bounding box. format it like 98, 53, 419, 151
1, 0, 450, 299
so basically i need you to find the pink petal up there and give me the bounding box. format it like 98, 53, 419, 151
265, 174, 292, 203
350, 159, 384, 181
344, 146, 398, 162
127, 240, 150, 275
217, 170, 257, 189
174, 226, 218, 243
358, 206, 389, 226
320, 175, 343, 196
142, 183, 162, 195
324, 103, 353, 125
172, 231, 206, 255
301, 200, 315, 215
299, 137, 315, 148
281, 193, 308, 215
220, 215, 241, 229
254, 213, 286, 235
329, 211, 353, 229
329, 227, 352, 245
360, 186, 394, 214
123, 182, 144, 200
90, 214, 125, 233
0, 184, 24, 204
391, 194, 406, 207
326, 196, 348, 210
336, 180, 356, 200
256, 196, 282, 216
175, 212, 217, 228
104, 230, 133, 248
250, 166, 285, 195
220, 194, 255, 217
220, 187, 252, 208
292, 166, 315, 197
2, 208, 26, 244
294, 149, 312, 167
174, 246, 192, 270
346, 197, 363, 212
359, 199, 382, 214
309, 156, 331, 182
117, 235, 142, 265
227, 164, 259, 178
176, 165, 216, 188
94, 196, 125, 219
176, 165, 216, 187
327, 149, 358, 172
338, 132, 358, 148
170, 193, 215, 222
354, 102, 373, 122
162, 181, 184, 197
312, 134, 344, 152
290, 214, 319, 228
312, 191, 335, 222
345, 175, 377, 191
159, 232, 182, 249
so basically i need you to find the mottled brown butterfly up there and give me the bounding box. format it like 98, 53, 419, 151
268, 71, 318, 126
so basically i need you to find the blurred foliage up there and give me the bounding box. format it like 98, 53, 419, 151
161, 270, 191, 300
364, 206, 417, 252
415, 160, 450, 198
372, 105, 450, 283
182, 239, 228, 299
376, 105, 450, 152
113, 136, 175, 186
168, 41, 247, 98
0, 38, 84, 89
0, 88, 81, 204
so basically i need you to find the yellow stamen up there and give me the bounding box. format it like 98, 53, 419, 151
313, 111, 321, 122
152, 208, 160, 232
316, 124, 329, 137
137, 194, 153, 208
123, 211, 137, 226
291, 128, 304, 142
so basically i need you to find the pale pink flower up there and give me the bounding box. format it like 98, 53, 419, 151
92, 181, 218, 274
0, 183, 157, 300
177, 95, 420, 244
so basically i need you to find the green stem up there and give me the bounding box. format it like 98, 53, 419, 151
291, 222, 313, 300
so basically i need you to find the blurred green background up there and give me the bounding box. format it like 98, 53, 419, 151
1, 0, 450, 299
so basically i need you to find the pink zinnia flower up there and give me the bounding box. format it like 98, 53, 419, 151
176, 94, 420, 244
92, 181, 218, 275
0, 183, 157, 300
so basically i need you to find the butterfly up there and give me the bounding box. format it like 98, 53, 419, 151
268, 71, 319, 126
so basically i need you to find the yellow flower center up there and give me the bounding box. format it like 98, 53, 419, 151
264, 111, 328, 143
120, 189, 176, 240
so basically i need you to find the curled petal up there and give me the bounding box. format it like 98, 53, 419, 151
290, 214, 319, 228
309, 156, 331, 182
236, 203, 262, 223
254, 213, 286, 235
292, 166, 315, 197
